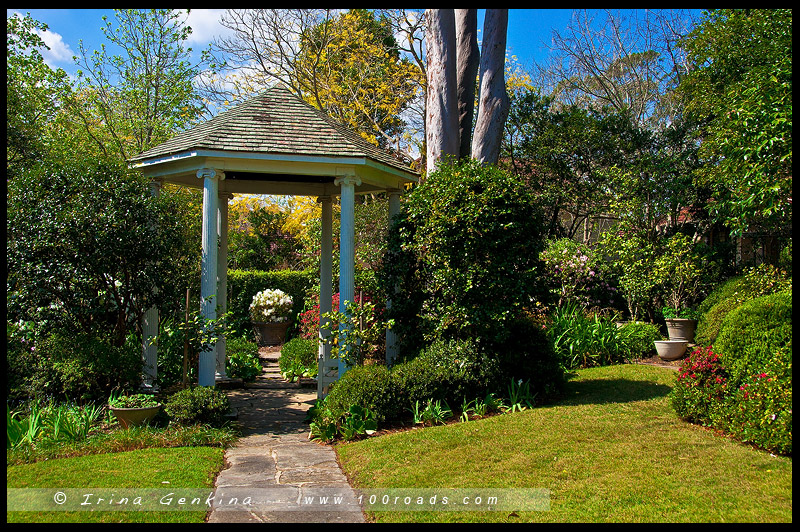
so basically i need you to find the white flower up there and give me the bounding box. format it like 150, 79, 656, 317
249, 288, 293, 323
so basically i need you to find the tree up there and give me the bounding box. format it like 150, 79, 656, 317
424, 8, 510, 172
72, 9, 208, 160
679, 9, 792, 239
208, 9, 421, 151
535, 9, 698, 129
6, 14, 71, 178
7, 158, 197, 346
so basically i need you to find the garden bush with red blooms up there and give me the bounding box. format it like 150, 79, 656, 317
671, 346, 730, 426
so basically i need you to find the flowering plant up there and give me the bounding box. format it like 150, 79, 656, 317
249, 289, 293, 323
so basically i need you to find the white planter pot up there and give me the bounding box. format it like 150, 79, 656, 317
654, 340, 688, 361
664, 318, 697, 342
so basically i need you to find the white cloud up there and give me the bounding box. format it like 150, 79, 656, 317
8, 10, 74, 67
185, 9, 232, 45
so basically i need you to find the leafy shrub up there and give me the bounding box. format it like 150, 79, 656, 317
7, 401, 103, 449
379, 158, 548, 353
279, 337, 318, 382
17, 332, 142, 402
617, 321, 663, 359
225, 337, 262, 382
670, 346, 730, 426
713, 290, 792, 389
163, 386, 230, 426
540, 237, 617, 309
695, 264, 791, 346
725, 370, 791, 455
322, 364, 404, 423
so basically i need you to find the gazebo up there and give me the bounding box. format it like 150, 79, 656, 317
129, 84, 419, 399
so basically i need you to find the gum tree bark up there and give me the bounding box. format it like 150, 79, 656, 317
471, 9, 509, 165
425, 9, 459, 173
455, 9, 480, 159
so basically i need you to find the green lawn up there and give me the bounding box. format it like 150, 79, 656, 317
336, 364, 792, 523
7, 447, 225, 523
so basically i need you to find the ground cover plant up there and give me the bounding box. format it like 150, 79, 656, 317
335, 364, 792, 523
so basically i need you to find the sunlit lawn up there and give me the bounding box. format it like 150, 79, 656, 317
336, 364, 792, 523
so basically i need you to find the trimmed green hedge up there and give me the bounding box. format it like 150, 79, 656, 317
227, 269, 315, 339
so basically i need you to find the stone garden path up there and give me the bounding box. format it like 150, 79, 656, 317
207, 348, 365, 523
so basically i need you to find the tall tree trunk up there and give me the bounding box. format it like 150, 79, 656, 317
471, 9, 509, 165
455, 9, 480, 160
425, 9, 459, 174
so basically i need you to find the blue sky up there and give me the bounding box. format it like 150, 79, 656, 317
9, 8, 577, 76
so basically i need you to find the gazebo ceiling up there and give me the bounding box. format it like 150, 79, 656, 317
129, 84, 419, 196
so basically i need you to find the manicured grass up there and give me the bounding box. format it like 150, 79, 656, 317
336, 364, 792, 523
7, 447, 226, 523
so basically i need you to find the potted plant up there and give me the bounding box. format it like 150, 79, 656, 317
653, 337, 689, 360
108, 392, 161, 428
654, 234, 710, 343
661, 306, 701, 343
250, 288, 293, 346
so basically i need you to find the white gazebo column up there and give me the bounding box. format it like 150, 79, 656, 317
197, 167, 223, 387
385, 189, 402, 366
141, 180, 162, 389
335, 174, 361, 378
215, 191, 232, 381
317, 195, 336, 399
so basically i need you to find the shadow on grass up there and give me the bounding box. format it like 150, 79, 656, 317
556, 378, 673, 407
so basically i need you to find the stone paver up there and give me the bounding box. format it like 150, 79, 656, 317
207, 349, 364, 523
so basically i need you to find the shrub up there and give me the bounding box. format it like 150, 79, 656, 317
671, 291, 792, 455
670, 346, 730, 426
540, 238, 617, 309
323, 364, 404, 423
225, 337, 262, 382
279, 337, 318, 382
713, 290, 792, 389
617, 321, 663, 359
695, 264, 791, 346
163, 386, 230, 426
17, 332, 142, 402
379, 158, 548, 353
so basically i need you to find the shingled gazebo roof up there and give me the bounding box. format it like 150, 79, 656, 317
130, 84, 418, 196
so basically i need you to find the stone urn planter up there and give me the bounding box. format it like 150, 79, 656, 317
654, 339, 689, 361
252, 321, 290, 347
664, 318, 698, 343
109, 404, 161, 429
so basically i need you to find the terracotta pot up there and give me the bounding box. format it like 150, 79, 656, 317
654, 340, 689, 361
252, 321, 290, 346
665, 318, 697, 342
109, 404, 161, 429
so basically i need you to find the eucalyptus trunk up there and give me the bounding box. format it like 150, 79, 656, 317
425, 9, 459, 174
454, 9, 480, 160
471, 9, 509, 165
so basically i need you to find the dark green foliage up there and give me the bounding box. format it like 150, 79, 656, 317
163, 386, 230, 426
695, 264, 791, 346
379, 159, 548, 354
323, 365, 404, 423
228, 207, 301, 271
227, 269, 315, 338
8, 332, 141, 403
278, 337, 318, 382
7, 158, 197, 346
617, 321, 663, 359
493, 317, 565, 400
714, 291, 792, 389
225, 337, 262, 382
395, 338, 500, 410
